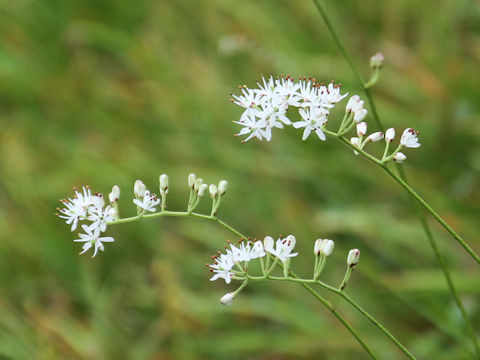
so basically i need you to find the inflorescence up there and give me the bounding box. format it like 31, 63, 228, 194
232, 75, 421, 164
207, 235, 360, 305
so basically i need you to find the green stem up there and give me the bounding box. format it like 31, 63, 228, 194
299, 283, 378, 359
108, 211, 377, 358
311, 0, 479, 355
397, 165, 480, 358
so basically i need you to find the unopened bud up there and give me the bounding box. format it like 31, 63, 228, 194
220, 292, 235, 306
321, 239, 335, 256
393, 152, 407, 163
353, 108, 368, 123
356, 122, 367, 137
188, 173, 196, 188
209, 184, 218, 197
198, 184, 208, 197
218, 180, 228, 195
370, 52, 385, 70
385, 128, 395, 142
108, 207, 117, 218
347, 249, 360, 266
264, 236, 274, 251
314, 239, 323, 255
194, 178, 204, 191
134, 180, 146, 198
350, 137, 360, 156
346, 95, 360, 112
109, 185, 120, 204
159, 174, 169, 192
365, 132, 384, 142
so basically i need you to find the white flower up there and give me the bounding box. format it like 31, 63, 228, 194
400, 128, 421, 148
385, 128, 396, 142
297, 79, 320, 107
57, 186, 94, 231
209, 254, 235, 284
264, 235, 298, 262
159, 174, 169, 194
218, 180, 228, 195
365, 131, 384, 142
353, 108, 368, 123
133, 190, 160, 212
234, 113, 269, 142
346, 95, 367, 123
293, 106, 329, 141
86, 204, 114, 232
324, 82, 348, 105
274, 76, 302, 106
393, 152, 407, 163
74, 224, 114, 258
227, 240, 266, 262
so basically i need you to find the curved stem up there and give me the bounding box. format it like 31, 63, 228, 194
109, 211, 379, 358
299, 283, 378, 359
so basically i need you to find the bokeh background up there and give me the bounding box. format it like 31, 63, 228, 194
1, 0, 479, 359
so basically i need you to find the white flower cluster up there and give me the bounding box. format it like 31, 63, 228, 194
57, 186, 119, 257
208, 235, 298, 284
232, 76, 348, 142
58, 174, 229, 258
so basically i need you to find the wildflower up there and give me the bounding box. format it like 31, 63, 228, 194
227, 240, 266, 262
57, 186, 94, 231
86, 204, 114, 232
264, 235, 298, 262
133, 190, 160, 212
209, 253, 235, 284
74, 224, 114, 257
293, 106, 329, 141
400, 128, 421, 148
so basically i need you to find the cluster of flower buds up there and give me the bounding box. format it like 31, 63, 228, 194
350, 124, 421, 163
208, 235, 361, 305
187, 173, 228, 215
232, 75, 348, 142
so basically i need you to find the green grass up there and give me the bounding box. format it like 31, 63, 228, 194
0, 0, 479, 358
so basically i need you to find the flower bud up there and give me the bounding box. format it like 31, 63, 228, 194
314, 239, 323, 255
108, 206, 117, 218
264, 236, 274, 251
321, 239, 335, 256
109, 185, 120, 204
365, 131, 384, 142
370, 52, 385, 70
197, 184, 208, 198
194, 178, 204, 191
393, 152, 407, 163
209, 184, 218, 198
350, 137, 360, 156
346, 95, 360, 112
188, 173, 196, 188
356, 122, 367, 137
218, 180, 228, 195
347, 249, 360, 266
159, 174, 169, 192
220, 292, 235, 306
134, 180, 146, 198
385, 128, 395, 142
353, 108, 368, 123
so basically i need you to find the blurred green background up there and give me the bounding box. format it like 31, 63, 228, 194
0, 0, 479, 359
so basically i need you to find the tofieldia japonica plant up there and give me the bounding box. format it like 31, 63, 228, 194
56, 3, 480, 359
